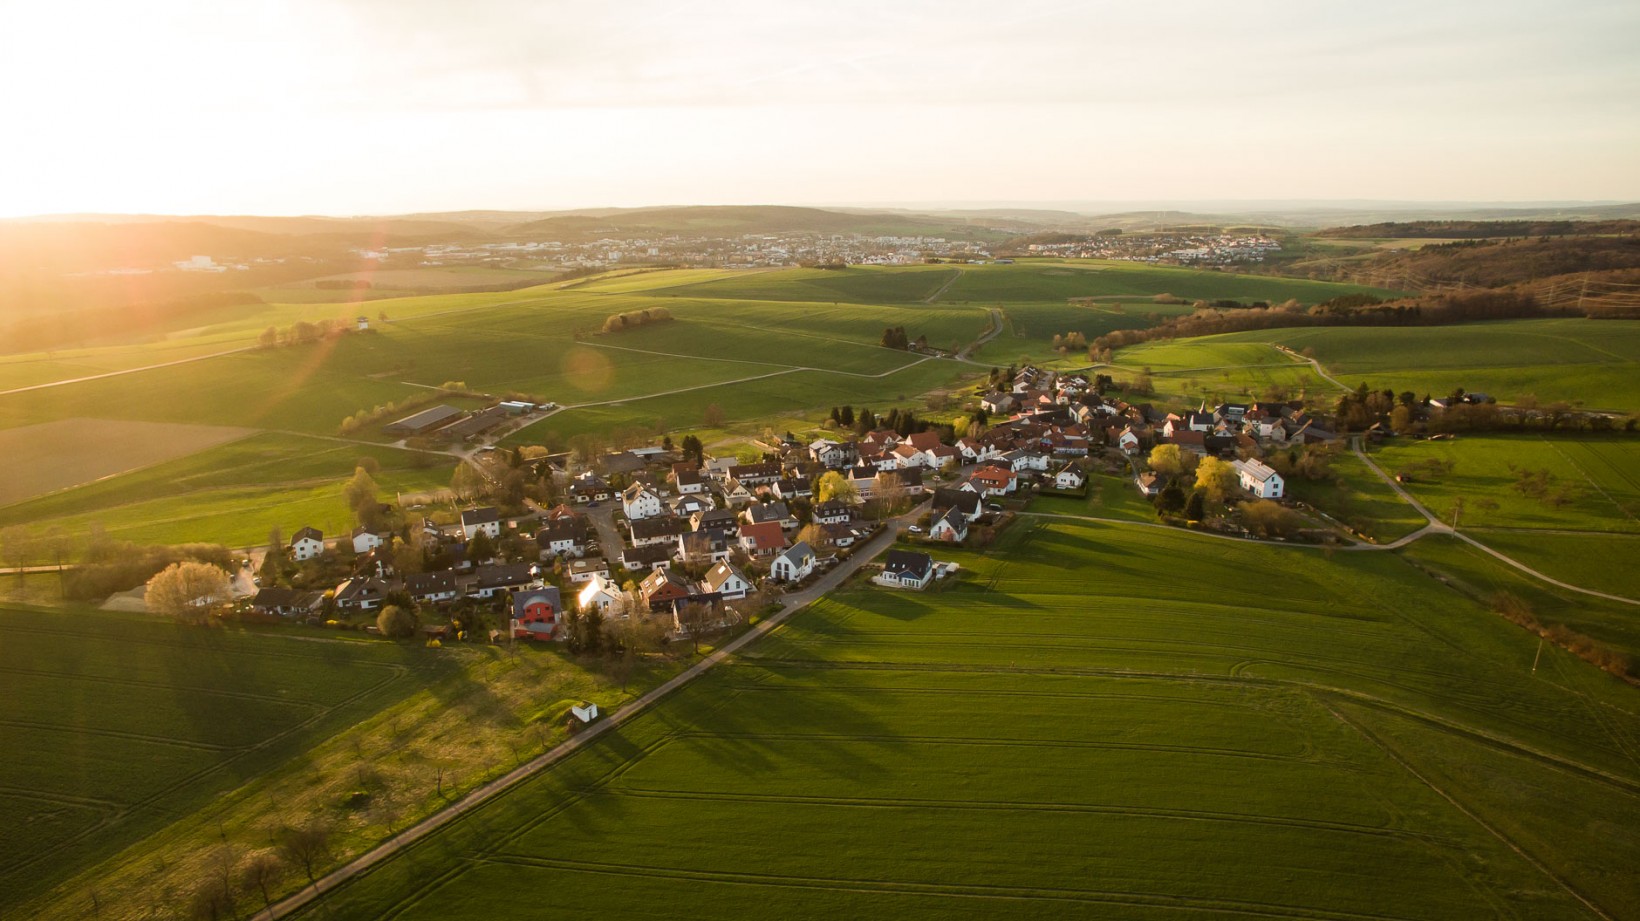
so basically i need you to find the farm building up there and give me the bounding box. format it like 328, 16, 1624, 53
384, 404, 464, 436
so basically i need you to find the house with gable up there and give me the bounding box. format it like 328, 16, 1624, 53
1234, 458, 1286, 499
928, 506, 969, 542
701, 560, 752, 601
770, 541, 817, 583
622, 484, 664, 520
290, 527, 325, 561
876, 549, 934, 590
460, 507, 501, 541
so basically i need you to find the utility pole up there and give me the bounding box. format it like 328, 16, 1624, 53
1531, 638, 1544, 675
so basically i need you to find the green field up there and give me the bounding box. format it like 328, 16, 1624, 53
0, 606, 436, 912
0, 434, 453, 553
288, 521, 1640, 921
1206, 318, 1640, 411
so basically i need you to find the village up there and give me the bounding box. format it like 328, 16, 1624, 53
238, 362, 1364, 648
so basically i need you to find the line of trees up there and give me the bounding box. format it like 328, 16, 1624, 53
599, 306, 674, 334
256, 316, 360, 349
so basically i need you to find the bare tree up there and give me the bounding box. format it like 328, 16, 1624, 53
0, 525, 33, 586
241, 852, 284, 911
277, 821, 332, 884
677, 601, 714, 656
601, 602, 669, 691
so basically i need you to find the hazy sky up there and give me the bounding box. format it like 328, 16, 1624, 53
2, 0, 1637, 216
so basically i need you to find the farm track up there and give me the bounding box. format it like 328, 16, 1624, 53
474, 853, 1429, 921
594, 786, 1419, 839
755, 659, 1640, 796
1322, 700, 1618, 921
0, 345, 258, 397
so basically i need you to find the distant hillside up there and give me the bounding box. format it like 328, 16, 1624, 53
1318, 219, 1640, 239
504, 205, 1007, 240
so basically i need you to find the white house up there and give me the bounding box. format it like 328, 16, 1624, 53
460, 507, 501, 541
1053, 464, 1087, 491
351, 527, 386, 555
622, 484, 664, 520
577, 575, 624, 613
1234, 459, 1285, 499
876, 549, 934, 590
770, 542, 817, 583
702, 560, 752, 600
290, 527, 325, 561
928, 506, 969, 542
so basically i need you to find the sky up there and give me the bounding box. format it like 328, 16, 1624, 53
1, 0, 1637, 217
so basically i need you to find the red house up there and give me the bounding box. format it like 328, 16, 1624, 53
511, 586, 564, 640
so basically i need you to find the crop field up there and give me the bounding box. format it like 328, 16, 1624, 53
290, 521, 1640, 921
0, 434, 452, 554
1209, 319, 1640, 411
0, 418, 254, 506
0, 605, 435, 913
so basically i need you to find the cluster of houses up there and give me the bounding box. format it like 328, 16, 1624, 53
250, 363, 1333, 642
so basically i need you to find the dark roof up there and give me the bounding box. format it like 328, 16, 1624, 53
512, 586, 562, 618
384, 404, 464, 435
251, 586, 302, 608
623, 544, 674, 567
471, 563, 535, 589
460, 507, 500, 526
441, 406, 512, 440
746, 501, 792, 524
631, 516, 692, 541
405, 571, 458, 595
883, 549, 933, 579
932, 488, 982, 514
292, 527, 323, 543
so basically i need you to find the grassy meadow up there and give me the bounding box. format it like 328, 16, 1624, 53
1208, 318, 1640, 411
287, 521, 1639, 921
8, 604, 685, 921
0, 606, 436, 913
0, 418, 253, 507
0, 434, 454, 554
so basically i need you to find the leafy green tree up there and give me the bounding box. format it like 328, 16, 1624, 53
816, 471, 859, 504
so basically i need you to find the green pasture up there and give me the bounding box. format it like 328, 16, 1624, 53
1463, 530, 1640, 601
289, 521, 1640, 921
0, 606, 435, 913
937, 260, 1404, 305
1369, 435, 1640, 533
1283, 448, 1429, 543
1214, 318, 1640, 410
0, 434, 452, 553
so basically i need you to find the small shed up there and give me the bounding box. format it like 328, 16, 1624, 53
571, 702, 600, 724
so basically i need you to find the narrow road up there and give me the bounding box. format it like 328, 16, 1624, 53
955, 308, 1005, 364
1352, 446, 1638, 604
252, 504, 925, 921
1273, 343, 1350, 391
923, 267, 964, 304
0, 344, 258, 397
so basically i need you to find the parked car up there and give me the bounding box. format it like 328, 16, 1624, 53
907, 525, 923, 534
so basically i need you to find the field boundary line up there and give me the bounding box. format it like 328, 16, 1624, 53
0, 346, 258, 397
1320, 699, 1616, 921
249, 512, 922, 920
923, 267, 964, 303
